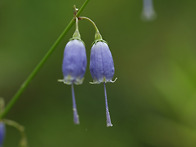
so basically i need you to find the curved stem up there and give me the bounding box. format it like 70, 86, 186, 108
104, 83, 113, 127
79, 16, 103, 41
3, 119, 28, 147
71, 84, 79, 124
0, 0, 90, 119
79, 17, 99, 33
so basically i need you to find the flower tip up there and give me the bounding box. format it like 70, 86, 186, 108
107, 123, 113, 127
89, 77, 117, 84
58, 79, 64, 82
109, 77, 117, 83
74, 119, 80, 125
57, 79, 72, 85
141, 12, 157, 21
73, 109, 80, 125
89, 81, 100, 84
58, 77, 84, 85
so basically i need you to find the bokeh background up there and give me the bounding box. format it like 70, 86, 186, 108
1, 0, 196, 146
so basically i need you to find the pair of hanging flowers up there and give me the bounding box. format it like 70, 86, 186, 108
58, 7, 116, 127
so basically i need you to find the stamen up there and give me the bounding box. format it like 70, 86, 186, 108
71, 84, 80, 124
104, 83, 113, 127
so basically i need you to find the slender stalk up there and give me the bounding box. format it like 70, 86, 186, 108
79, 16, 103, 41
72, 17, 81, 40
75, 17, 79, 31
71, 84, 79, 124
80, 17, 99, 33
104, 83, 113, 127
0, 0, 90, 119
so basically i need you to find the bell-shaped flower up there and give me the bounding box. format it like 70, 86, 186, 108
90, 41, 115, 84
60, 39, 87, 85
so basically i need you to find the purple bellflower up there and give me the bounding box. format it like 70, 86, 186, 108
0, 122, 5, 147
59, 18, 87, 124
90, 41, 115, 84
61, 39, 87, 85
141, 0, 156, 21
90, 32, 116, 127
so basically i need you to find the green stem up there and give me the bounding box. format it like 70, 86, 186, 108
72, 17, 81, 40
0, 0, 90, 119
80, 16, 103, 41
75, 17, 79, 31
3, 119, 28, 147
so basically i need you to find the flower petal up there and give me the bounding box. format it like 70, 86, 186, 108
90, 41, 114, 83
62, 39, 87, 85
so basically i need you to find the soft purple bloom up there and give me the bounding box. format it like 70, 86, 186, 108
0, 122, 5, 146
60, 39, 87, 85
90, 41, 115, 84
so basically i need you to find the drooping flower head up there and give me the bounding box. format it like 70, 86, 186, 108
59, 17, 87, 124
59, 17, 87, 85
141, 0, 156, 21
61, 39, 87, 85
90, 41, 114, 84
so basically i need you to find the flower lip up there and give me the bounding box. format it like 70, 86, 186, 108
90, 41, 115, 84
59, 39, 87, 85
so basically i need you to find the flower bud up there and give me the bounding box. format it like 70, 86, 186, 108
90, 41, 115, 84
60, 39, 87, 85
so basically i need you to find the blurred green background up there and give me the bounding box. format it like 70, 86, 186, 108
1, 0, 196, 146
